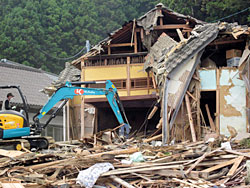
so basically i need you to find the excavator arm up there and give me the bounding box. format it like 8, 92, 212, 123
32, 80, 130, 135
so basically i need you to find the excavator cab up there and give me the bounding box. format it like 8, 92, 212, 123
0, 86, 30, 139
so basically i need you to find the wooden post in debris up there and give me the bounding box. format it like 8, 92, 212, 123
205, 104, 216, 132
246, 160, 250, 183
80, 60, 85, 139
94, 108, 98, 146
196, 69, 201, 140
185, 94, 197, 142
110, 175, 136, 188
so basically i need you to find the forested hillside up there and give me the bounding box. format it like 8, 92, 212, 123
0, 0, 249, 73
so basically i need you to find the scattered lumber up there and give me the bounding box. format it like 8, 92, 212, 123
0, 133, 249, 187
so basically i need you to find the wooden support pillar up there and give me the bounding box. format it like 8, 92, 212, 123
66, 100, 70, 140
152, 74, 157, 89
196, 70, 201, 140
147, 72, 150, 94
205, 104, 216, 132
140, 28, 144, 42
159, 9, 163, 26
94, 107, 98, 146
216, 68, 220, 135
80, 60, 85, 139
185, 94, 197, 142
134, 30, 137, 53
126, 57, 131, 96
108, 46, 111, 55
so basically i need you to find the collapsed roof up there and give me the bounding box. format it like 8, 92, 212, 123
71, 3, 204, 68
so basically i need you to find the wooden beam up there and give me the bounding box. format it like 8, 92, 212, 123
227, 156, 244, 176
110, 175, 135, 188
196, 70, 201, 139
216, 69, 220, 135
108, 46, 111, 55
187, 91, 197, 101
108, 43, 135, 47
80, 60, 85, 139
134, 30, 138, 53
202, 158, 237, 173
185, 94, 197, 142
154, 24, 191, 30
172, 178, 202, 188
205, 104, 216, 132
102, 164, 181, 176
127, 57, 131, 96
140, 28, 144, 41
159, 17, 163, 26
152, 74, 157, 89
224, 150, 250, 158
209, 39, 245, 46
185, 152, 208, 175
176, 29, 185, 41
143, 134, 162, 143
66, 99, 70, 140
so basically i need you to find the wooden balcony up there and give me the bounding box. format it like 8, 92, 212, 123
83, 52, 147, 67
82, 52, 156, 99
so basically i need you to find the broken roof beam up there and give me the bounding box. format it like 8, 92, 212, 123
154, 24, 191, 30
209, 38, 245, 46
107, 43, 135, 47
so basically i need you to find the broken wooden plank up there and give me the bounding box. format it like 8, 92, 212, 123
143, 134, 162, 143
185, 94, 197, 142
0, 183, 25, 188
227, 156, 244, 176
172, 178, 202, 188
224, 150, 250, 158
110, 175, 135, 188
205, 104, 216, 132
149, 169, 199, 179
102, 165, 181, 176
201, 157, 237, 173
86, 148, 139, 158
0, 149, 26, 158
185, 152, 208, 175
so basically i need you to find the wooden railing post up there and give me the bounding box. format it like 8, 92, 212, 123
127, 57, 131, 96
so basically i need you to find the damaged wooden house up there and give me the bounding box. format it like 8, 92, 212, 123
55, 3, 249, 143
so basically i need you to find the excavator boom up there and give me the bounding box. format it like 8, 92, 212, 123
32, 80, 130, 135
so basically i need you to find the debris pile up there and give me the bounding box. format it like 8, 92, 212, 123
0, 134, 250, 188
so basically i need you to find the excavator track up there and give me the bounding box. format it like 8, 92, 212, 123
0, 139, 30, 150
0, 136, 55, 151
26, 136, 55, 150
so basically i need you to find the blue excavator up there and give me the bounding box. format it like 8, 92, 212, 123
0, 80, 130, 150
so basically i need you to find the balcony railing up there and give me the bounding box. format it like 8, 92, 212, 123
84, 52, 147, 67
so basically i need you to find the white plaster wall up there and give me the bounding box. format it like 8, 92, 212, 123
219, 69, 246, 136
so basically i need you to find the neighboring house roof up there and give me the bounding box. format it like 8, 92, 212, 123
42, 62, 81, 96
0, 59, 58, 107
52, 62, 81, 88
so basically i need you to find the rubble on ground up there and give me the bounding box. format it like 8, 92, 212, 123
0, 129, 250, 188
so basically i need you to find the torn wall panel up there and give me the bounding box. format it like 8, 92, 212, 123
167, 55, 199, 109
219, 68, 246, 136
199, 69, 216, 90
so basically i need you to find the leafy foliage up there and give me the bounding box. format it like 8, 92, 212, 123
0, 0, 249, 74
